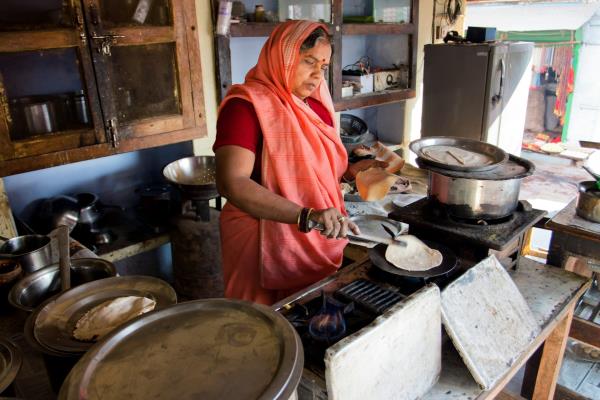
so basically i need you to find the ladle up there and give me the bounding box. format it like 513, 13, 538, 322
58, 225, 71, 292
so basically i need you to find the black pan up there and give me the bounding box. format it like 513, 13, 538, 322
368, 240, 457, 278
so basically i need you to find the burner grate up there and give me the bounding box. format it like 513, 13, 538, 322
336, 279, 405, 314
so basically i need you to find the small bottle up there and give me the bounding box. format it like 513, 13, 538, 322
216, 1, 232, 36
255, 4, 265, 22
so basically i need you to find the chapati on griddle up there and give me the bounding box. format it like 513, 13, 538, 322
385, 235, 443, 271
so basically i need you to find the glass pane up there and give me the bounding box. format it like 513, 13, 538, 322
0, 49, 92, 141
0, 0, 73, 31
100, 0, 171, 28
109, 43, 180, 123
373, 0, 411, 23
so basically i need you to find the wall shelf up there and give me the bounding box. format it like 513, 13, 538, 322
213, 0, 419, 112
334, 88, 416, 111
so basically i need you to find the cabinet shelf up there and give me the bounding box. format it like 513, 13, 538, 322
334, 88, 415, 111
341, 23, 414, 36
229, 22, 334, 37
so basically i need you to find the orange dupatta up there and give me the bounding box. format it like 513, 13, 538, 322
219, 20, 348, 304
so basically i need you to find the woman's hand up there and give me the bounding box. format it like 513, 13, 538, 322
344, 159, 389, 181
309, 208, 360, 239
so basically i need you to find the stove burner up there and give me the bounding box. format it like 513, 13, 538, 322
308, 292, 356, 343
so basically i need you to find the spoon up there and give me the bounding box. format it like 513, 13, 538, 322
58, 225, 71, 292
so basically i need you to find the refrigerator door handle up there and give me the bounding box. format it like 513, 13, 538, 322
492, 58, 506, 105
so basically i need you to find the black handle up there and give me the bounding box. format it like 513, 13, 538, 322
492, 58, 505, 105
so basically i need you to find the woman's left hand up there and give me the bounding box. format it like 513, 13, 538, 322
344, 159, 389, 181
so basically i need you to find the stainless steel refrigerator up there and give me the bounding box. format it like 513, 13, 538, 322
421, 42, 533, 155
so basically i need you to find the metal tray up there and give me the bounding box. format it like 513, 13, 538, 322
32, 276, 177, 354
410, 137, 508, 172
368, 240, 457, 278
0, 338, 22, 393
59, 299, 303, 400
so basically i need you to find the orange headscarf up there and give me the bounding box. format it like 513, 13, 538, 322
219, 20, 348, 302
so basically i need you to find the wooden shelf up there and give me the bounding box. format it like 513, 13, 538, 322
230, 22, 334, 37
341, 23, 415, 36
334, 88, 415, 111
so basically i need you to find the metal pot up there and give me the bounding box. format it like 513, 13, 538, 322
163, 156, 219, 200
420, 155, 535, 220
36, 195, 80, 233
576, 181, 600, 223
8, 258, 116, 312
0, 234, 53, 274
76, 192, 101, 224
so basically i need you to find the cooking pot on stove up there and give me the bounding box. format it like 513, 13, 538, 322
576, 181, 600, 223
417, 155, 535, 220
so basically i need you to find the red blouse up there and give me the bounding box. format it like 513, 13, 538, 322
213, 97, 334, 182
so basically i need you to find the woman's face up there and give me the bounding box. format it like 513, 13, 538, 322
291, 40, 331, 100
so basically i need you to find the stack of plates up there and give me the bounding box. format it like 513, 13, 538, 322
25, 276, 177, 356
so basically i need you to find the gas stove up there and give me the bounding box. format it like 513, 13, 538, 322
388, 198, 546, 269
276, 257, 459, 396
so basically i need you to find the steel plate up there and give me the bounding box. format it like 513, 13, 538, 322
410, 137, 508, 172
368, 240, 457, 278
0, 338, 22, 393
59, 299, 303, 400
350, 215, 408, 241
33, 276, 176, 354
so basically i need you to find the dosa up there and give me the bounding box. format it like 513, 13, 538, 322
73, 296, 156, 341
385, 235, 443, 271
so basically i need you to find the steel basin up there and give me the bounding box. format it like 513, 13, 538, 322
576, 181, 600, 223
8, 258, 116, 312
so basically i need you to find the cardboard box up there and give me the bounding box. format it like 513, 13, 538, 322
342, 73, 373, 94
373, 68, 408, 91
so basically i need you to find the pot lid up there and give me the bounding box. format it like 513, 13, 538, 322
59, 299, 303, 400
32, 275, 176, 354
417, 154, 534, 180
0, 338, 22, 393
410, 137, 508, 172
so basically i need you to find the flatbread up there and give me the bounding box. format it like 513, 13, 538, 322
73, 296, 156, 341
385, 235, 443, 271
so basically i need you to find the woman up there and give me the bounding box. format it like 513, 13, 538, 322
214, 20, 386, 305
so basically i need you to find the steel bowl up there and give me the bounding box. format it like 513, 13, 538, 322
8, 258, 117, 312
0, 234, 53, 274
163, 156, 218, 200
576, 181, 600, 223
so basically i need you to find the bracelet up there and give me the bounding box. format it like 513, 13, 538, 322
297, 207, 313, 233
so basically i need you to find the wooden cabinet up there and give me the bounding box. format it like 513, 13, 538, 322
213, 0, 418, 112
0, 0, 206, 177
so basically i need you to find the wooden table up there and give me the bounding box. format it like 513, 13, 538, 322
423, 258, 589, 399
545, 198, 600, 350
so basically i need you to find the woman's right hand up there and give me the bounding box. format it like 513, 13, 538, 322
309, 208, 360, 239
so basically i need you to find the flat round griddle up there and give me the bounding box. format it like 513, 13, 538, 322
368, 240, 457, 278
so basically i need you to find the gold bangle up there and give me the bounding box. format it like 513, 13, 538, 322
296, 208, 303, 228
306, 208, 314, 224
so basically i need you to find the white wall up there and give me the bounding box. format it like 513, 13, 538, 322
567, 10, 600, 144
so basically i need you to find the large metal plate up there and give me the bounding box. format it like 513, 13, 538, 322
368, 240, 457, 278
59, 299, 303, 400
0, 338, 22, 393
33, 276, 176, 354
410, 136, 508, 172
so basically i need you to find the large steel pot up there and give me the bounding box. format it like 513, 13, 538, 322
419, 155, 535, 220
0, 234, 53, 274
576, 181, 600, 223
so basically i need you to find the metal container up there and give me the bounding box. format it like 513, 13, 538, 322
0, 234, 53, 274
419, 155, 535, 220
8, 258, 117, 312
59, 299, 303, 400
576, 181, 600, 223
23, 101, 56, 135
76, 192, 100, 224
163, 156, 218, 201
